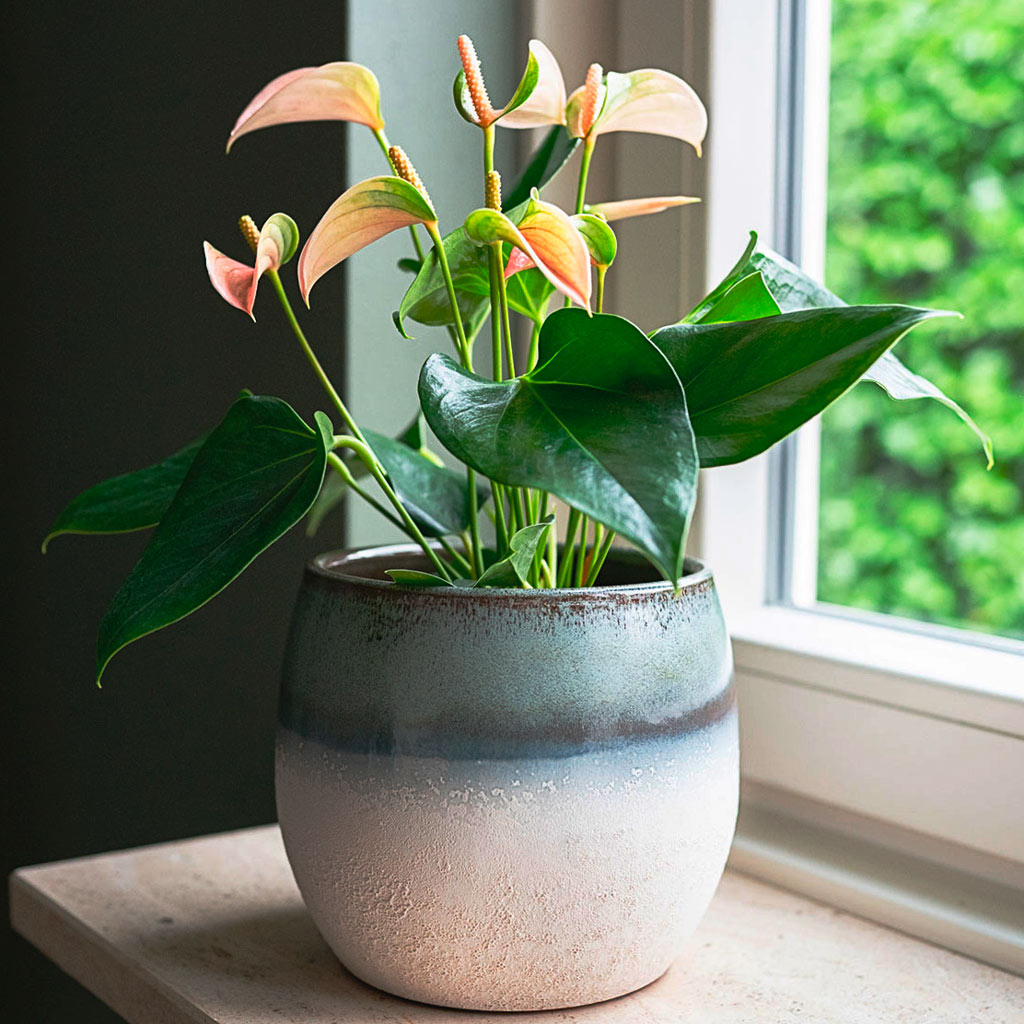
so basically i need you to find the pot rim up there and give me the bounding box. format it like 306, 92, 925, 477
306, 543, 713, 599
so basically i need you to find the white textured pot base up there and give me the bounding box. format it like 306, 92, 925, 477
276, 716, 738, 1012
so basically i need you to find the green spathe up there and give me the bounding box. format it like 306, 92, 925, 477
419, 308, 697, 582
96, 395, 333, 683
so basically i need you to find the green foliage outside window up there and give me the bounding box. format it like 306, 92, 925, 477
818, 0, 1024, 639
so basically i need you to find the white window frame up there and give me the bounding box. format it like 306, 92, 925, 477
702, 0, 1024, 973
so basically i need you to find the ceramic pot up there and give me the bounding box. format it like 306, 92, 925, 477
276, 544, 738, 1012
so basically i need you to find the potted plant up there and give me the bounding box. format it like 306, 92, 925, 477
44, 34, 989, 1012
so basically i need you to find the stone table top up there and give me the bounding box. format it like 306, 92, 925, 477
9, 825, 1022, 1023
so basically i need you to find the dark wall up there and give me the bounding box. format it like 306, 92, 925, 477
3, 3, 353, 1018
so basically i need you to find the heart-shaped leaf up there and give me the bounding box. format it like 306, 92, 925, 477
651, 305, 956, 467
44, 435, 205, 552
474, 516, 554, 588
96, 395, 333, 682
420, 308, 697, 581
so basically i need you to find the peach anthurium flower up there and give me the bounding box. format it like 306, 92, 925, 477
495, 40, 567, 129
465, 194, 591, 311
587, 195, 701, 222
226, 62, 384, 152
203, 213, 299, 320
454, 35, 545, 129
567, 69, 707, 152
298, 176, 437, 305
505, 212, 617, 275
498, 44, 707, 155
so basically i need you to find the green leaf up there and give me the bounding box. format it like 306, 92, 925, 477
364, 428, 482, 537
697, 271, 780, 324
306, 413, 450, 537
695, 235, 990, 462
866, 352, 993, 469
385, 569, 454, 588
682, 231, 760, 322
397, 223, 490, 332
503, 124, 580, 211
397, 200, 544, 333
651, 305, 956, 467
420, 308, 697, 581
96, 395, 332, 682
43, 435, 205, 552
474, 516, 554, 588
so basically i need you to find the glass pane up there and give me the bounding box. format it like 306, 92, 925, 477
817, 0, 1024, 641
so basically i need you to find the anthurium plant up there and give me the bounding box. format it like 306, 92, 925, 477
46, 36, 990, 683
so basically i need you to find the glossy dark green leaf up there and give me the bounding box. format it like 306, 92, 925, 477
43, 435, 205, 552
385, 569, 454, 587
474, 516, 554, 588
866, 351, 993, 467
504, 124, 580, 210
397, 200, 550, 333
682, 231, 759, 322
96, 395, 333, 682
697, 271, 780, 324
306, 414, 453, 537
364, 428, 482, 537
395, 225, 487, 331
420, 308, 697, 581
695, 234, 990, 461
651, 305, 955, 467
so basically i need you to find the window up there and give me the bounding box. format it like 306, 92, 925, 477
702, 0, 1024, 972
813, 0, 1024, 643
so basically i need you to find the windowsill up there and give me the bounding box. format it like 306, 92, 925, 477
729, 602, 1024, 733
10, 825, 1023, 1021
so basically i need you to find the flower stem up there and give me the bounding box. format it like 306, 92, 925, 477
585, 526, 615, 586
334, 435, 453, 581
558, 508, 582, 587
326, 452, 403, 530
527, 321, 541, 371
426, 223, 471, 368
575, 136, 596, 215
267, 270, 365, 443
438, 535, 473, 577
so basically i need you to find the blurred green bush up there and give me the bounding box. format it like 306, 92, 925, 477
818, 0, 1024, 639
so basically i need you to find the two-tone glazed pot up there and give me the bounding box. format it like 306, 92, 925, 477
275, 544, 738, 1012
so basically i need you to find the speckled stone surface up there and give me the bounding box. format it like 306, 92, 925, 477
10, 825, 1023, 1023
276, 547, 738, 1010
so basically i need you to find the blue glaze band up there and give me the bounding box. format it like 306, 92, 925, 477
279, 546, 734, 762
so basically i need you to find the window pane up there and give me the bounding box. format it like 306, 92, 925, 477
817, 0, 1024, 640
